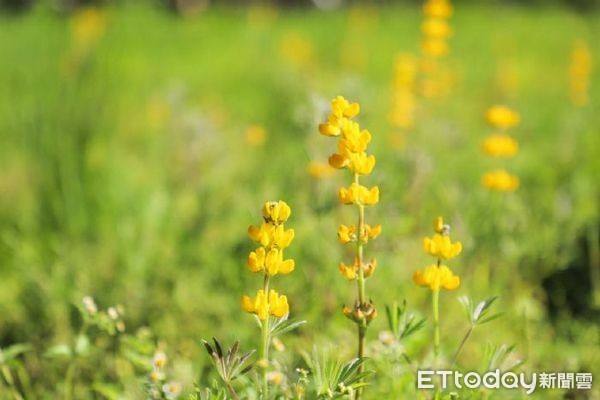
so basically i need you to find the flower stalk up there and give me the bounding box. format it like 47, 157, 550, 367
319, 96, 381, 399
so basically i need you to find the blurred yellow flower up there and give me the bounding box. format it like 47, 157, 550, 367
413, 264, 460, 291
338, 183, 379, 206
339, 258, 377, 280
482, 134, 519, 157
279, 32, 314, 70
423, 0, 453, 19
247, 247, 295, 276
245, 125, 267, 146
421, 38, 449, 58
482, 169, 520, 192
241, 289, 289, 320
569, 40, 592, 107
307, 161, 336, 178
71, 7, 107, 50
423, 233, 463, 260
421, 18, 452, 39
485, 105, 520, 129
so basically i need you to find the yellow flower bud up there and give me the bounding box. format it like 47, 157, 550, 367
262, 200, 291, 224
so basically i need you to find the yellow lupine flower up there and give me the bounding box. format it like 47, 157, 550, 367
423, 233, 463, 260
241, 289, 269, 320
328, 151, 376, 175
248, 247, 267, 272
241, 289, 289, 320
413, 264, 460, 291
338, 224, 382, 244
248, 223, 295, 249
337, 224, 356, 244
339, 261, 357, 280
421, 18, 452, 39
268, 290, 289, 318
265, 248, 295, 275
331, 95, 361, 119
485, 105, 520, 129
482, 169, 520, 192
262, 200, 291, 224
423, 0, 453, 18
482, 134, 519, 157
247, 248, 294, 275
338, 183, 379, 206
318, 96, 360, 137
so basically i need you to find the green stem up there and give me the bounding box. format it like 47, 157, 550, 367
225, 381, 241, 400
261, 275, 271, 399
355, 174, 367, 400
432, 289, 440, 362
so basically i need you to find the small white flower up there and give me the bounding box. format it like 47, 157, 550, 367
162, 381, 182, 400
82, 296, 97, 315
153, 351, 167, 369
107, 306, 119, 320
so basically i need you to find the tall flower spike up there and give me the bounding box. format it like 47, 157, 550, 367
319, 96, 380, 400
242, 200, 295, 398
413, 216, 462, 360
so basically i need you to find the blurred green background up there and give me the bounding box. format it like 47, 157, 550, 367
0, 0, 598, 398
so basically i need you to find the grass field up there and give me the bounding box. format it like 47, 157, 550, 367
0, 2, 599, 399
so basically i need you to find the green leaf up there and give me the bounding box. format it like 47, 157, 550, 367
44, 344, 72, 359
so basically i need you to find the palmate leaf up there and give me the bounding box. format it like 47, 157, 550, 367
202, 337, 255, 384
458, 296, 503, 326
303, 349, 373, 399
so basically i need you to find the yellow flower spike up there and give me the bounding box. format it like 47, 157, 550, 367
268, 290, 289, 318
485, 105, 520, 129
482, 134, 519, 157
247, 247, 266, 273
338, 183, 379, 206
338, 224, 356, 244
262, 200, 291, 224
413, 264, 460, 291
339, 261, 357, 280
423, 233, 463, 260
482, 169, 520, 192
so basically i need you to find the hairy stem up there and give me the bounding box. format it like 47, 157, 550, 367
432, 289, 440, 361
261, 275, 271, 399
354, 174, 367, 400
225, 381, 241, 400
